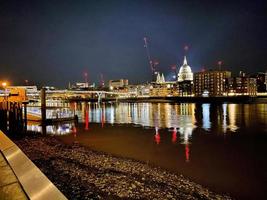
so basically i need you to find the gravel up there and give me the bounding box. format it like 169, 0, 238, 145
15, 136, 232, 200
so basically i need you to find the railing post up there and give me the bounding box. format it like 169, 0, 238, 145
18, 103, 23, 133
23, 102, 28, 132
41, 88, 47, 134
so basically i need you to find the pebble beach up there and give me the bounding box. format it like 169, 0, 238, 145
15, 136, 232, 200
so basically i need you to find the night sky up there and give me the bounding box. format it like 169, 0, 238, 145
0, 0, 267, 88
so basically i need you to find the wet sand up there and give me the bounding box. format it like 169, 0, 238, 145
57, 123, 267, 200
15, 136, 231, 200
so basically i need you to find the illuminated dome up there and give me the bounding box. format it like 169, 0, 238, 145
178, 56, 193, 82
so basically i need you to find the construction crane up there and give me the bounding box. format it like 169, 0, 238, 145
170, 64, 177, 80
143, 37, 159, 80
83, 71, 89, 88
84, 71, 88, 83
218, 61, 223, 71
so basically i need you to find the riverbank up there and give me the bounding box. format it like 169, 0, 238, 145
119, 96, 261, 103
15, 136, 231, 200
69, 95, 267, 103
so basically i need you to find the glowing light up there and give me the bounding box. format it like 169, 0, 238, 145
202, 90, 209, 97
2, 82, 7, 87
1, 81, 8, 101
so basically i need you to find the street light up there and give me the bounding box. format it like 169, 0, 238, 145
2, 82, 7, 87
2, 82, 8, 101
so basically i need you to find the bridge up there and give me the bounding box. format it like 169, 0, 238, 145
28, 89, 136, 103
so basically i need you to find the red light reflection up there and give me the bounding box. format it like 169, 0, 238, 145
185, 144, 190, 162
84, 104, 90, 130
101, 107, 105, 128
154, 127, 160, 145
72, 127, 77, 138
172, 129, 177, 143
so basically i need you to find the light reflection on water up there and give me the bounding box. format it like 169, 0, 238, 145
27, 102, 267, 199
75, 102, 263, 133
28, 102, 267, 137
27, 123, 75, 135
79, 103, 197, 130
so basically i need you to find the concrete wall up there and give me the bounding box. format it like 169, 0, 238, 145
0, 131, 67, 200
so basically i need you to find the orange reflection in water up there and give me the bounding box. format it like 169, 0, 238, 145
85, 110, 89, 130
72, 126, 77, 138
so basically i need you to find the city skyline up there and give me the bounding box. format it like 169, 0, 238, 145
0, 0, 267, 87
1, 2, 267, 199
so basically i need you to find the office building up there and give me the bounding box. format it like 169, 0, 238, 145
194, 70, 231, 96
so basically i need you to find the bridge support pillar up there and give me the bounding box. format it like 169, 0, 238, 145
97, 92, 102, 104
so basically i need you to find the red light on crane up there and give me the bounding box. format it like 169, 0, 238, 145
218, 61, 223, 71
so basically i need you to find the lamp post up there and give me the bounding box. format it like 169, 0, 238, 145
2, 82, 7, 102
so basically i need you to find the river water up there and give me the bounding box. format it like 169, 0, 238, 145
29, 102, 267, 199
